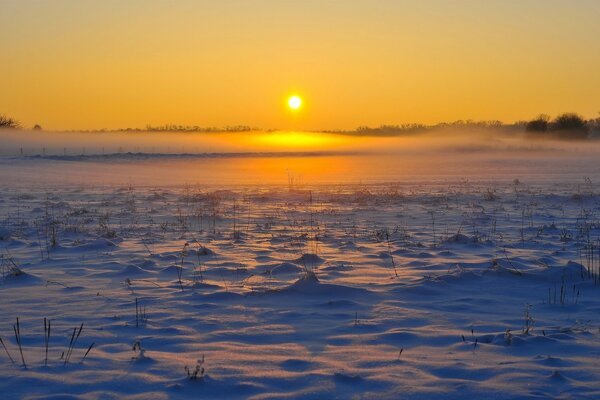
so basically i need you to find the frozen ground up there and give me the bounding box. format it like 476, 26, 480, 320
1, 155, 600, 399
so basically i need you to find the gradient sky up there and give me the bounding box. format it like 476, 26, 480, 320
1, 0, 600, 130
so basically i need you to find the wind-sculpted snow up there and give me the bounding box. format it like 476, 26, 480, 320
1, 179, 600, 399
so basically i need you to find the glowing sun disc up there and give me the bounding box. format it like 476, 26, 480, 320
288, 95, 302, 110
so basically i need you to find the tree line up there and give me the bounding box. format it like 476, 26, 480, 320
2, 112, 599, 140
524, 113, 598, 139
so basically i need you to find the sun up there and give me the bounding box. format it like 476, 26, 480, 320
288, 95, 302, 110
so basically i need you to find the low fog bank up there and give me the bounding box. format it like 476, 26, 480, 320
0, 127, 599, 188
1, 127, 599, 158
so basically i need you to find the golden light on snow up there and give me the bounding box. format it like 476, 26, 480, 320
288, 95, 302, 110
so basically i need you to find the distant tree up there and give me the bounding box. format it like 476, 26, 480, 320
546, 113, 588, 139
550, 113, 587, 131
525, 114, 550, 132
33, 124, 43, 131
589, 113, 600, 132
514, 120, 528, 129
0, 114, 20, 129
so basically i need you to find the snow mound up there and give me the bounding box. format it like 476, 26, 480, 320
292, 270, 320, 285
445, 233, 473, 244
1, 269, 41, 285
272, 271, 375, 298
73, 238, 118, 251
294, 253, 325, 266
271, 262, 303, 275
194, 246, 216, 257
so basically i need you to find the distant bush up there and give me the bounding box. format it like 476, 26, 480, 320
525, 113, 589, 139
33, 124, 43, 131
550, 113, 588, 132
525, 115, 549, 132
0, 114, 20, 129
588, 114, 600, 134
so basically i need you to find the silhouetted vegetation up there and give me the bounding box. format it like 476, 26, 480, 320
525, 113, 590, 140
589, 114, 600, 135
350, 124, 427, 136
66, 125, 257, 134
144, 124, 255, 133
0, 114, 20, 129
331, 120, 508, 136
337, 115, 599, 140
525, 115, 549, 132
2, 112, 598, 140
551, 113, 587, 132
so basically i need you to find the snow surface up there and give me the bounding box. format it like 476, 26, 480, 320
1, 155, 600, 399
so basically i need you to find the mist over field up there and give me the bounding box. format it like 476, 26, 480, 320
2, 126, 599, 156
1, 127, 599, 187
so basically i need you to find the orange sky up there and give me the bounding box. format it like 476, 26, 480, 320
1, 0, 599, 131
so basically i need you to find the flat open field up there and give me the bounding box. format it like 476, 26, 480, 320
1, 152, 600, 399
